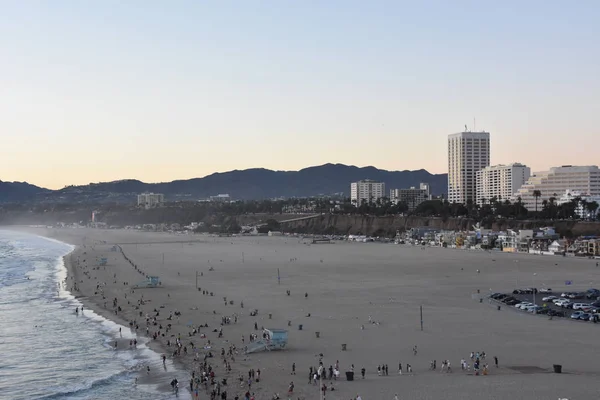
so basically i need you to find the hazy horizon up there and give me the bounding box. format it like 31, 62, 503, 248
2, 1, 599, 189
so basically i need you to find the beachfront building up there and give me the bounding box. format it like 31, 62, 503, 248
555, 190, 600, 219
137, 193, 164, 209
350, 180, 385, 205
512, 165, 600, 211
447, 131, 490, 204
476, 163, 530, 205
389, 183, 431, 211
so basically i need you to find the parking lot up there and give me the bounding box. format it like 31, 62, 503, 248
491, 289, 600, 322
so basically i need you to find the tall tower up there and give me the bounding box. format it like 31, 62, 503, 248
447, 131, 490, 204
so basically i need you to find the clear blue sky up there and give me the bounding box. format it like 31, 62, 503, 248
1, 1, 598, 189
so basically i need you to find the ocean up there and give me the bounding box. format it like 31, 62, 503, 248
0, 230, 189, 400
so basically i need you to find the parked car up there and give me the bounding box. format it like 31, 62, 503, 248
573, 303, 592, 310
517, 302, 533, 310
535, 307, 550, 314
505, 299, 520, 306
561, 291, 577, 298
580, 313, 592, 321
548, 309, 565, 317
568, 292, 585, 299
539, 288, 553, 293
570, 311, 584, 319
561, 301, 574, 309
586, 288, 600, 299
542, 295, 557, 302
553, 298, 568, 305
588, 313, 600, 322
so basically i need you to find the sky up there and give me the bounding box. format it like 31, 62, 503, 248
1, 1, 599, 189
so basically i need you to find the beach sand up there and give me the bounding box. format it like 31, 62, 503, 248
20, 227, 600, 399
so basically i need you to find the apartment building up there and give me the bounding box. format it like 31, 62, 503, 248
350, 180, 385, 205
512, 165, 600, 210
448, 131, 490, 204
137, 193, 165, 208
476, 163, 531, 205
390, 183, 431, 210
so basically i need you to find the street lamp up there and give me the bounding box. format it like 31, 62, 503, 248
533, 273, 537, 308
514, 260, 519, 288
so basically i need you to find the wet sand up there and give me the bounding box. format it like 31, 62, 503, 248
19, 227, 600, 399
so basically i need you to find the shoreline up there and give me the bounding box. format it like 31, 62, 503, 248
59, 243, 191, 398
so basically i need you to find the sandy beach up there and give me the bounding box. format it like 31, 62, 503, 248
18, 227, 600, 399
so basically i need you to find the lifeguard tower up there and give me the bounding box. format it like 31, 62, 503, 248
97, 257, 108, 266
134, 276, 161, 288
245, 328, 288, 354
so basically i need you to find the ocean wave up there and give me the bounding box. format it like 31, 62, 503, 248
36, 369, 132, 400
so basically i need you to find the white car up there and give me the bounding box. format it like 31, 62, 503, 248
539, 288, 553, 293
554, 298, 568, 305
573, 303, 591, 310
542, 295, 557, 301
516, 302, 533, 309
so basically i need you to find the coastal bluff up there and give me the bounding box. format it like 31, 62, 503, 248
272, 214, 600, 237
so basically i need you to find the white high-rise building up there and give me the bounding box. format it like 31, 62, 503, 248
476, 163, 531, 205
447, 131, 490, 204
137, 193, 164, 208
512, 165, 600, 210
350, 180, 385, 205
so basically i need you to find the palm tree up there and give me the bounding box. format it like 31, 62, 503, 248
533, 190, 542, 217
587, 201, 600, 220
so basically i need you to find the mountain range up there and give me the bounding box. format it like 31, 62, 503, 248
0, 164, 447, 203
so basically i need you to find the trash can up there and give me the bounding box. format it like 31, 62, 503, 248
315, 331, 320, 338
345, 371, 354, 381
553, 364, 562, 373
341, 344, 347, 351
298, 324, 303, 330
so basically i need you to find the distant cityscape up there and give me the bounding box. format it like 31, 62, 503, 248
131, 129, 600, 220
344, 129, 600, 219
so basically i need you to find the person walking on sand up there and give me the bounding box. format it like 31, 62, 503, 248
291, 362, 296, 375
398, 363, 402, 375
394, 394, 399, 400
494, 356, 498, 368
361, 367, 366, 379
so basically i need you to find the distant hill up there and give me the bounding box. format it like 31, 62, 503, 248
0, 181, 50, 203
1, 164, 447, 203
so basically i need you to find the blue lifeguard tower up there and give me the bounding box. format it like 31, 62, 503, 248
245, 328, 288, 354
97, 257, 108, 266
134, 276, 161, 288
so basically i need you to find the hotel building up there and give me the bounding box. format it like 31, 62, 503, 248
476, 163, 531, 205
512, 165, 600, 210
